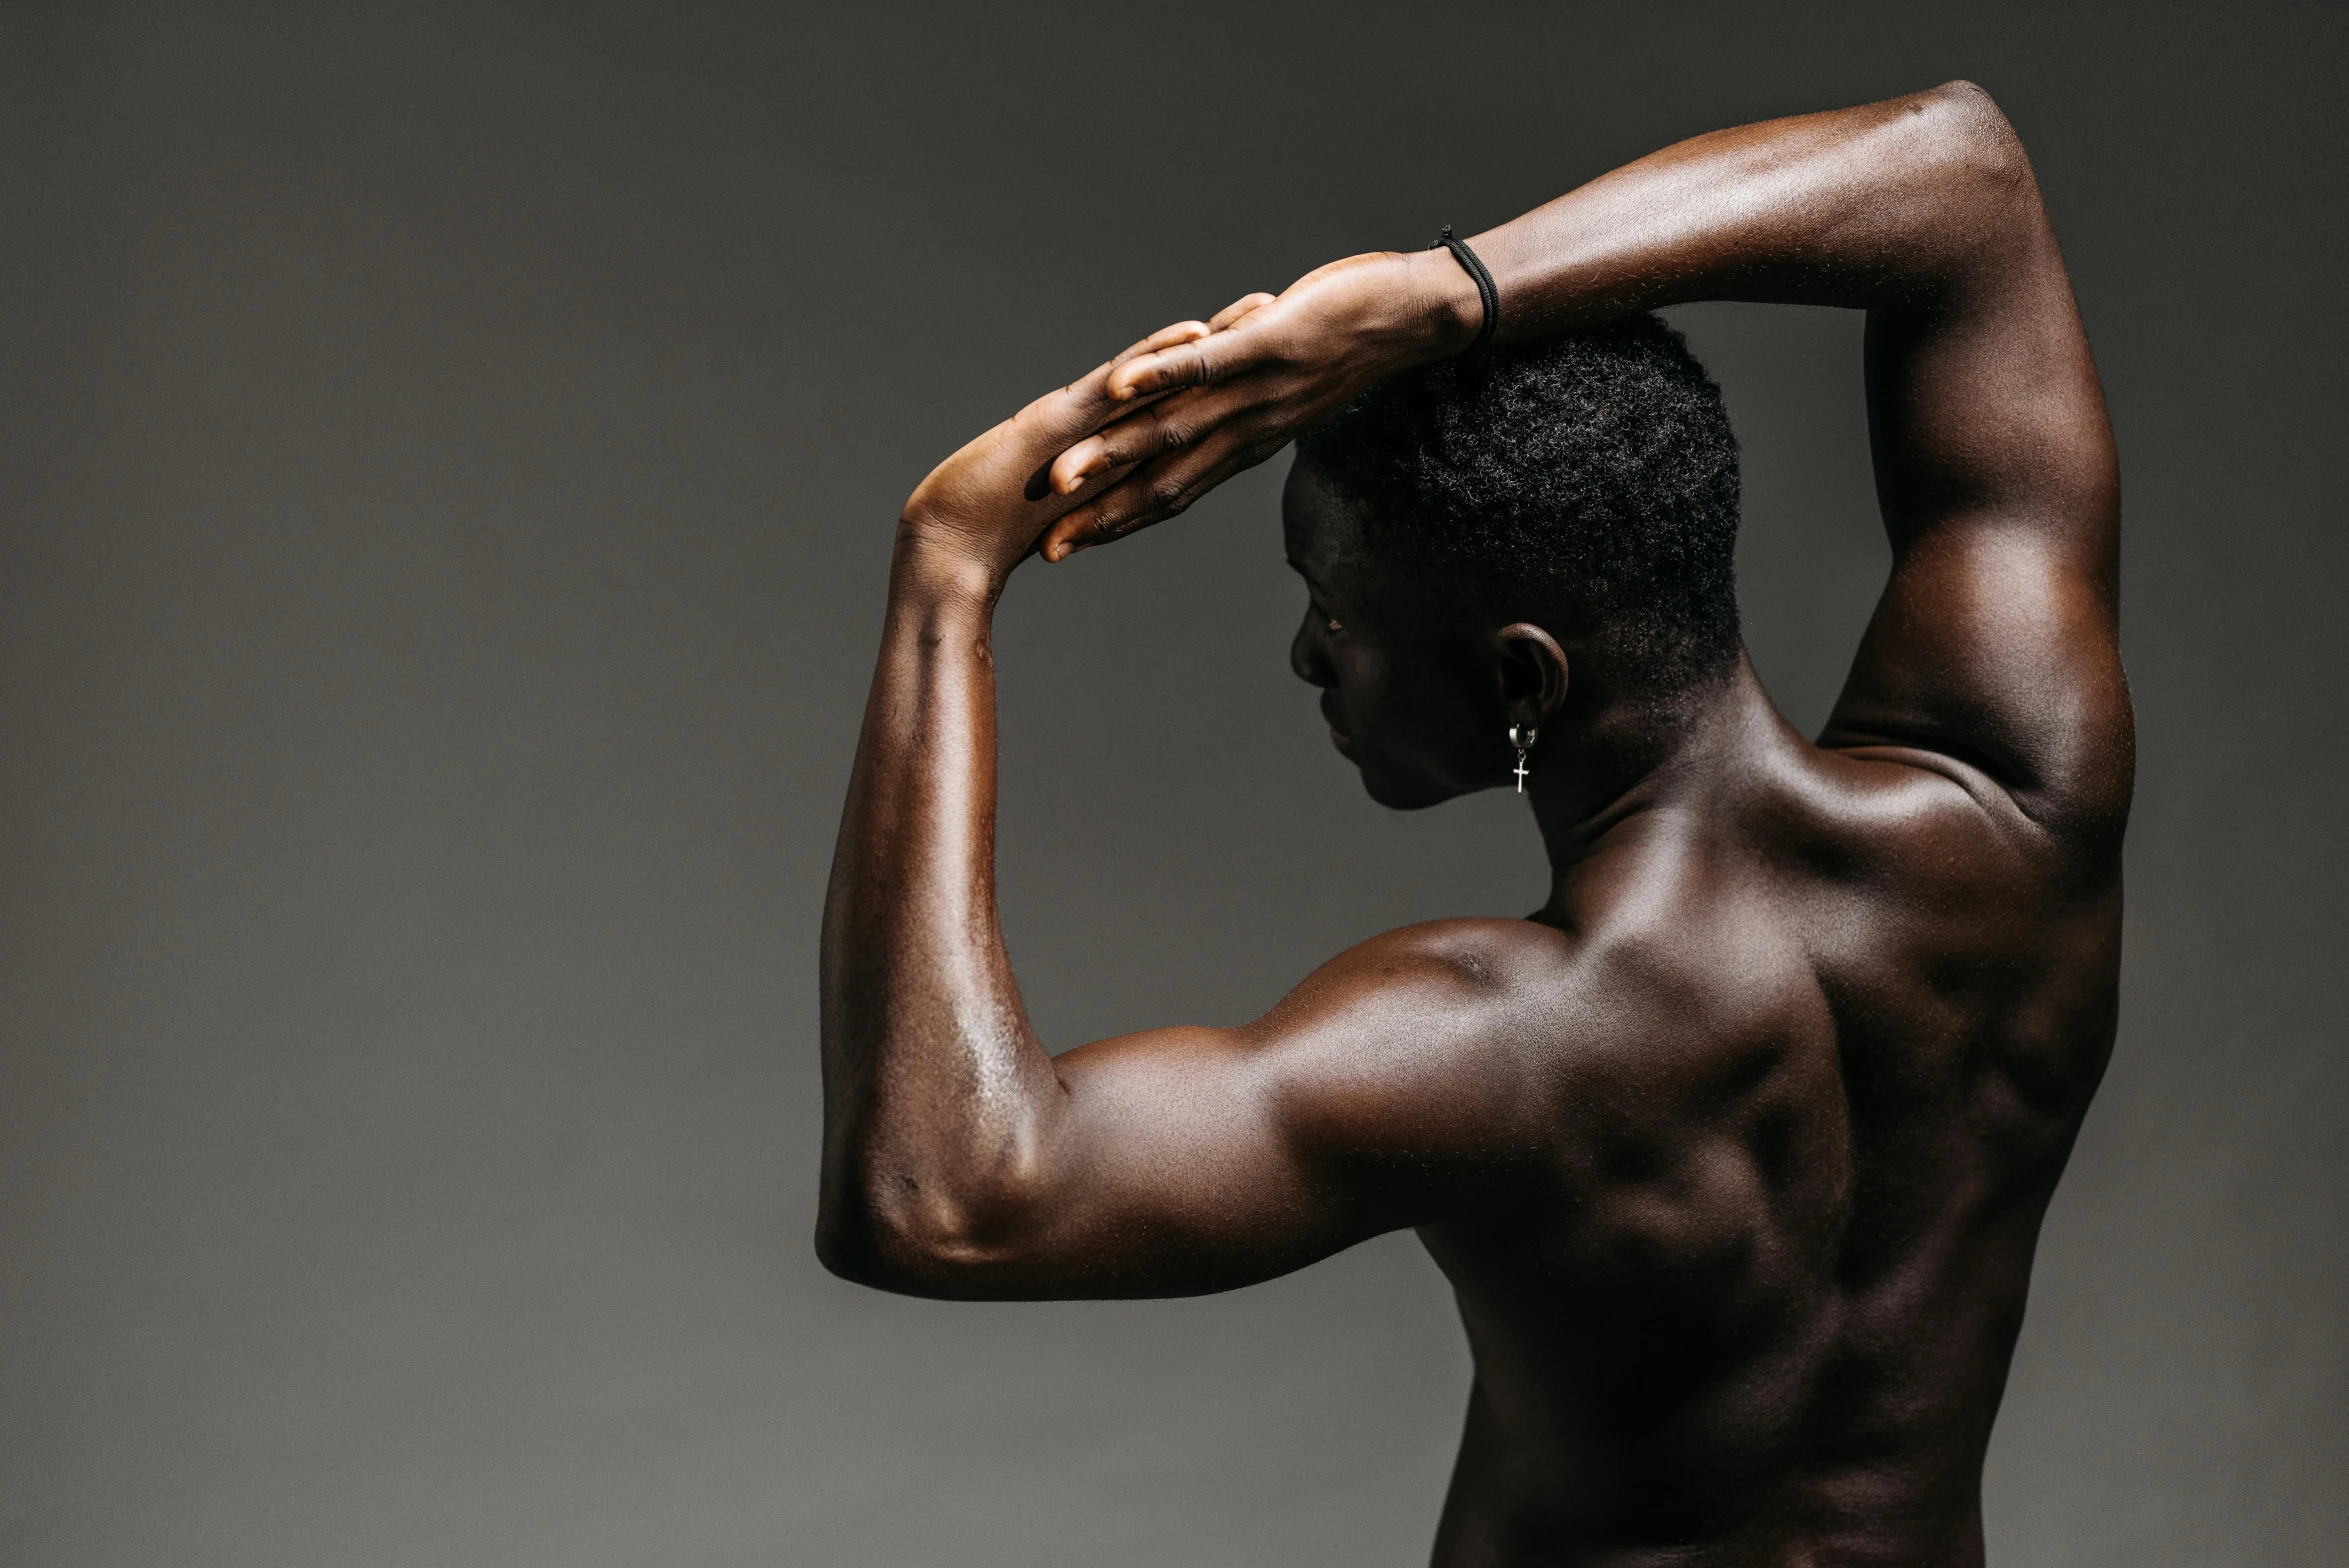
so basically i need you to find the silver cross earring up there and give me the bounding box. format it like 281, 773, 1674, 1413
1509, 724, 1538, 793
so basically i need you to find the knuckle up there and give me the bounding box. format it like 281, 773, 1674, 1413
1147, 476, 1190, 509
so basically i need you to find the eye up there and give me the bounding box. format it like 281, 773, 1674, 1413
1310, 600, 1343, 635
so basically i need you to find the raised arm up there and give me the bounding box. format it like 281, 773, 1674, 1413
819, 334, 1560, 1299
1044, 82, 2130, 839
822, 84, 2130, 1300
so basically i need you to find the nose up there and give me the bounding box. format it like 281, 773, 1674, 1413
1290, 608, 1336, 688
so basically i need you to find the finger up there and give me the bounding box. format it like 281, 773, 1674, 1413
1008, 403, 1202, 557
1042, 435, 1248, 558
1206, 291, 1277, 332
1038, 423, 1278, 561
1035, 319, 1213, 432
1035, 309, 1267, 496
1105, 336, 1217, 403
1105, 297, 1290, 402
1105, 302, 1268, 403
1019, 321, 1214, 498
1046, 380, 1256, 495
1110, 317, 1213, 369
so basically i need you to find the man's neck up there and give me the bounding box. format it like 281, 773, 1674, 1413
1525, 650, 1782, 888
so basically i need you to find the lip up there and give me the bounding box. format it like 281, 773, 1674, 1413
1320, 698, 1352, 754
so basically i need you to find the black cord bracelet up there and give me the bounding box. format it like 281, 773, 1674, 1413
1431, 225, 1500, 355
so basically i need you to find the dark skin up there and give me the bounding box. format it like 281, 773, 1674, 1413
820, 81, 2131, 1568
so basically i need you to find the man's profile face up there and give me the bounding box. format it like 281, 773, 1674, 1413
1280, 462, 1507, 810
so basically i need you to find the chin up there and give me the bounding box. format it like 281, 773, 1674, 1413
1360, 767, 1457, 812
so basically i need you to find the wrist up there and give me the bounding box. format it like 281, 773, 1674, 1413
1402, 244, 1487, 360
890, 520, 1004, 611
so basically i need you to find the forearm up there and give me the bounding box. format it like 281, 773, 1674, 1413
1450, 82, 2108, 576
1439, 82, 2040, 350
1047, 83, 2077, 556
817, 540, 1063, 1280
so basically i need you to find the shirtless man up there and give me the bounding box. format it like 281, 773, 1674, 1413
819, 82, 2130, 1566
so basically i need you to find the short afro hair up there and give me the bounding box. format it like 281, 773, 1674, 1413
1295, 312, 1741, 698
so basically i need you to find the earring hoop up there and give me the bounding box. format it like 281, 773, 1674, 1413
1509, 724, 1538, 793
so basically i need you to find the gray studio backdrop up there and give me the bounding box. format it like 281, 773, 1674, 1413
2, 4, 2341, 1565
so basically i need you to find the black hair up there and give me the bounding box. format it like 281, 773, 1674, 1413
1295, 312, 1741, 697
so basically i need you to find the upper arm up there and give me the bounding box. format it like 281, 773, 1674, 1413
1823, 84, 2133, 842
857, 921, 1566, 1300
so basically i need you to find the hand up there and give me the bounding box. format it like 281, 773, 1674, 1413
1033, 246, 1480, 561
896, 320, 1216, 594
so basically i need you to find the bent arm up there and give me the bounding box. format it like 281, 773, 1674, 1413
1056, 83, 2130, 836
1462, 82, 2127, 831
1438, 82, 2063, 340
821, 368, 1553, 1299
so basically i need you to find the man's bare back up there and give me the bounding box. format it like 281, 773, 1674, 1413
1393, 706, 2120, 1563
819, 82, 2129, 1565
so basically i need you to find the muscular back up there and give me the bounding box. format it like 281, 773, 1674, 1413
1423, 722, 2124, 1564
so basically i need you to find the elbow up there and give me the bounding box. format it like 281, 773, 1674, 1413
812, 1195, 884, 1287
1914, 79, 2034, 202
814, 1160, 1046, 1296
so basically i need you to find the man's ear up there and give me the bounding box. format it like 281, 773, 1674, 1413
1497, 623, 1570, 731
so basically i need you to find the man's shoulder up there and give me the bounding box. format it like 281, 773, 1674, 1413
1297, 903, 1841, 1214
1265, 916, 1603, 1057
1302, 901, 1813, 1089
1312, 912, 1747, 1032
1327, 915, 1578, 989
